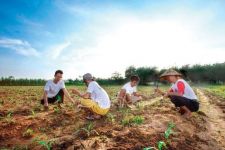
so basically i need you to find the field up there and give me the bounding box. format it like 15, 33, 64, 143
0, 85, 225, 150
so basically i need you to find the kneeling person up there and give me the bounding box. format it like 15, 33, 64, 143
41, 70, 75, 110
117, 75, 147, 108
72, 73, 110, 120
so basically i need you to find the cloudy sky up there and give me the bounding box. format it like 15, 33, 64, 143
0, 0, 225, 79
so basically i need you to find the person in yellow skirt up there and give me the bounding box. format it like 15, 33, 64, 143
72, 73, 111, 120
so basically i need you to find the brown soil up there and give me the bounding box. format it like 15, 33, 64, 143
0, 88, 225, 150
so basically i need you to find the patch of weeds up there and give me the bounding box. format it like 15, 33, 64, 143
118, 107, 131, 117
121, 118, 131, 127
75, 122, 99, 138
106, 113, 116, 124
136, 103, 144, 111
53, 106, 61, 114
28, 110, 36, 119
132, 115, 144, 125
121, 115, 144, 127
38, 127, 48, 133
3, 111, 15, 125
33, 137, 53, 150
22, 128, 34, 138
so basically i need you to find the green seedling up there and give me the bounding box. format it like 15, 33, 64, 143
121, 115, 144, 127
76, 122, 99, 137
158, 141, 167, 150
144, 122, 175, 150
121, 118, 131, 127
22, 128, 34, 138
106, 113, 116, 124
53, 106, 61, 114
132, 116, 144, 125
37, 140, 52, 150
32, 137, 53, 150
164, 122, 175, 139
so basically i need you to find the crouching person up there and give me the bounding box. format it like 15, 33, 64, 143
117, 75, 147, 108
72, 73, 111, 120
156, 69, 199, 118
41, 70, 75, 110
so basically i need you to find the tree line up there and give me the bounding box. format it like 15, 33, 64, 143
0, 62, 224, 86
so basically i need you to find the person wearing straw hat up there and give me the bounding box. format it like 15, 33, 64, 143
155, 69, 199, 118
72, 73, 111, 120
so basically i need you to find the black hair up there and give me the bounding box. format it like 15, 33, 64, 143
130, 75, 140, 82
55, 70, 63, 76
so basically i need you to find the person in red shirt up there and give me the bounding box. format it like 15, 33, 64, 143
155, 69, 199, 118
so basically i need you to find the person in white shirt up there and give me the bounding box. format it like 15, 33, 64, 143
117, 75, 147, 108
41, 70, 75, 110
72, 73, 111, 120
155, 69, 199, 118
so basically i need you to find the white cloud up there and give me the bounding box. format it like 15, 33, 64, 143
0, 38, 40, 57
49, 13, 225, 79
55, 0, 91, 16
46, 41, 71, 60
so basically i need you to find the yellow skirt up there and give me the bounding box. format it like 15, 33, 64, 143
80, 99, 109, 116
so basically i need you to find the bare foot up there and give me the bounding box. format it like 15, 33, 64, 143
44, 105, 49, 111
183, 112, 192, 118
93, 114, 102, 119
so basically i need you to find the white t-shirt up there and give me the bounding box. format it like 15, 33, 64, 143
122, 82, 137, 95
87, 81, 110, 109
171, 79, 198, 100
44, 80, 65, 98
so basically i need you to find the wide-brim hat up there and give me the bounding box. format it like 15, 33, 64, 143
160, 69, 182, 80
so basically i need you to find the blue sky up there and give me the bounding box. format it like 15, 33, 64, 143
0, 0, 225, 79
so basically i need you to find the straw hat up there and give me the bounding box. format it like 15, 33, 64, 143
160, 69, 182, 80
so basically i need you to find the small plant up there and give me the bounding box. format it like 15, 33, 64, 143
132, 115, 144, 125
121, 118, 131, 127
121, 115, 144, 127
164, 122, 175, 140
37, 140, 52, 150
22, 128, 34, 138
157, 141, 167, 150
53, 106, 61, 114
106, 113, 116, 124
136, 103, 144, 111
28, 109, 36, 119
3, 112, 15, 124
143, 122, 175, 150
32, 137, 53, 150
76, 122, 99, 137
118, 107, 131, 117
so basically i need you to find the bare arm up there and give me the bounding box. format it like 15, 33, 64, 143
43, 91, 48, 106
72, 88, 91, 99
62, 88, 75, 104
118, 89, 126, 100
167, 91, 183, 97
133, 92, 147, 99
155, 88, 182, 97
